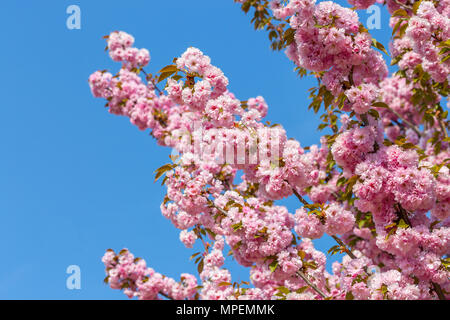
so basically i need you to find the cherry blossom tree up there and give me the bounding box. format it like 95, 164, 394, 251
89, 0, 449, 300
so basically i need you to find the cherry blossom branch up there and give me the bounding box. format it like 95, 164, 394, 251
432, 282, 446, 301
291, 186, 309, 206
159, 291, 173, 300
439, 120, 448, 139
395, 203, 445, 300
208, 199, 228, 217
331, 235, 357, 260
392, 0, 413, 11
395, 203, 412, 227
387, 107, 421, 137
291, 184, 360, 261
296, 270, 328, 299
141, 68, 162, 95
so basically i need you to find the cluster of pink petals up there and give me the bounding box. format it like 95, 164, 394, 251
278, 0, 388, 107
294, 202, 355, 239
107, 31, 150, 68
390, 1, 450, 83
102, 249, 198, 300
90, 0, 450, 298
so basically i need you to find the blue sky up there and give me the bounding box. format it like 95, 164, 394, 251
0, 1, 393, 299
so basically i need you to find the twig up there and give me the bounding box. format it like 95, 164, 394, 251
296, 270, 328, 299
432, 282, 446, 301
141, 69, 162, 94
395, 203, 412, 227
395, 204, 445, 300
439, 120, 448, 139
291, 185, 309, 206
360, 114, 369, 127
159, 291, 173, 300
290, 183, 360, 260
388, 107, 421, 137
393, 0, 413, 11
207, 199, 228, 217
331, 235, 357, 260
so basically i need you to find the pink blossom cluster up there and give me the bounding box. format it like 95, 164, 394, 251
346, 0, 381, 10
345, 84, 379, 114
107, 31, 150, 68
102, 249, 198, 300
90, 0, 450, 299
390, 1, 450, 83
294, 202, 355, 239
278, 0, 388, 103
216, 192, 295, 266
377, 75, 422, 141
331, 118, 383, 176
249, 239, 328, 299
353, 145, 437, 218
90, 33, 337, 299
328, 253, 430, 299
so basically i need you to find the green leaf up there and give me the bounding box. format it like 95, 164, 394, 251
397, 219, 409, 229
296, 286, 309, 294
197, 259, 204, 274
298, 250, 306, 260
372, 102, 389, 109
158, 71, 176, 83
429, 220, 440, 231
368, 109, 380, 119
231, 221, 243, 231
190, 252, 200, 260
159, 65, 178, 73
372, 38, 389, 56
218, 282, 232, 287
269, 259, 278, 273
277, 286, 290, 294
283, 28, 295, 46
412, 0, 422, 14
392, 19, 404, 36
392, 9, 408, 17
154, 163, 176, 182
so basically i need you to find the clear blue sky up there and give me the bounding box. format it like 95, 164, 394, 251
0, 1, 392, 299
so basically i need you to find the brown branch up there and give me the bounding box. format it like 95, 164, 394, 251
159, 291, 173, 300
290, 183, 361, 260
392, 0, 413, 11
388, 107, 421, 137
141, 69, 162, 94
291, 185, 309, 206
207, 199, 228, 217
395, 203, 412, 227
296, 270, 328, 299
360, 113, 370, 127
331, 235, 357, 260
439, 120, 448, 139
432, 282, 446, 301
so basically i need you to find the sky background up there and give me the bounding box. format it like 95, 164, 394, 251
0, 0, 393, 299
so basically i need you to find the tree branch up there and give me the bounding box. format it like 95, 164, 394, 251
291, 185, 309, 206
331, 235, 357, 260
439, 120, 448, 139
159, 291, 173, 300
296, 270, 328, 299
393, 0, 413, 11
395, 203, 445, 300
432, 282, 446, 301
141, 69, 162, 94
388, 107, 421, 137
